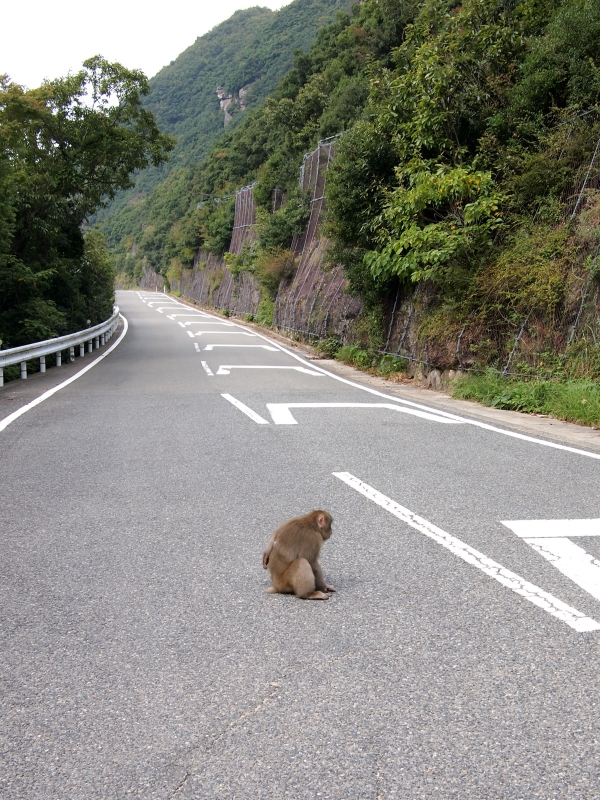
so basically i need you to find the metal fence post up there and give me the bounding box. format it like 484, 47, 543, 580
20, 361, 27, 379
40, 355, 46, 373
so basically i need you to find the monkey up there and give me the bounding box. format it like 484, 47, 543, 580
262, 510, 335, 600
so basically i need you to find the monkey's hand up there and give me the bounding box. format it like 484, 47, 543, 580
324, 583, 336, 592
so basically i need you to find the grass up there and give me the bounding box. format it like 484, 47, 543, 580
334, 345, 408, 378
452, 371, 600, 426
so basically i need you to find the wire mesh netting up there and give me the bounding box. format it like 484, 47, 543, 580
275, 138, 362, 338
140, 119, 600, 380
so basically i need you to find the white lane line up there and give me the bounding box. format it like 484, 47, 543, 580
221, 393, 269, 424
266, 402, 464, 425
183, 320, 233, 325
206, 322, 600, 461
502, 519, 600, 606
215, 365, 324, 376
203, 344, 278, 351
0, 315, 129, 433
194, 343, 201, 352
201, 361, 214, 376
187, 331, 195, 338
168, 314, 220, 320
178, 322, 186, 328
333, 472, 600, 633
190, 331, 257, 337
155, 296, 600, 459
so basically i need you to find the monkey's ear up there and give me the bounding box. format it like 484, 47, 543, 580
317, 514, 325, 527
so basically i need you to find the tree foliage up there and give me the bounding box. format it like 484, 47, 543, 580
0, 57, 173, 348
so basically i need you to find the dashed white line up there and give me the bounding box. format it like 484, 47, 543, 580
200, 361, 214, 376
333, 472, 600, 633
221, 394, 269, 424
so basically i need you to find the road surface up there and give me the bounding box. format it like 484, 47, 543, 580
1, 289, 600, 799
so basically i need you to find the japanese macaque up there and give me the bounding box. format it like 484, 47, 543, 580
262, 510, 335, 600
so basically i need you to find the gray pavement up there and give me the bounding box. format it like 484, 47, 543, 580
1, 290, 600, 799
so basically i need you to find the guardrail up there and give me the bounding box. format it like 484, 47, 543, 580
0, 306, 120, 387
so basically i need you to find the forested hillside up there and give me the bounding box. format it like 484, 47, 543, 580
103, 0, 600, 412
94, 0, 353, 224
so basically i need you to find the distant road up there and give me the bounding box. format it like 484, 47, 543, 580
1, 289, 599, 799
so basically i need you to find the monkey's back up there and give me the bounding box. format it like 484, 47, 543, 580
269, 519, 322, 572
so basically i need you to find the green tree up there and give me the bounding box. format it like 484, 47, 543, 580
0, 57, 174, 347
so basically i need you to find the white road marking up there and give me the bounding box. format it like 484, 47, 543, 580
194, 343, 201, 352
0, 316, 129, 433
168, 314, 220, 320
216, 365, 324, 376
334, 472, 600, 633
183, 320, 232, 325
150, 295, 600, 460
502, 519, 600, 605
266, 402, 464, 425
502, 519, 600, 538
187, 331, 195, 338
190, 331, 257, 337
207, 322, 600, 461
204, 344, 278, 351
221, 393, 269, 424
178, 322, 186, 328
201, 361, 214, 376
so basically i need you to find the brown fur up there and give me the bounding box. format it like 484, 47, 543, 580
262, 510, 335, 600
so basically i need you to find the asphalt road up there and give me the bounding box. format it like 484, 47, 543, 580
2, 289, 600, 799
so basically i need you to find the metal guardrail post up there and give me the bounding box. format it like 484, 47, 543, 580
0, 306, 120, 387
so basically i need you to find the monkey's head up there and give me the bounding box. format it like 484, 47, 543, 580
314, 510, 333, 541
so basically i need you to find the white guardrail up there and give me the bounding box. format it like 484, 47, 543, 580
0, 306, 120, 387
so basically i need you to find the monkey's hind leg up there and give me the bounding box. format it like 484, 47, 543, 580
287, 558, 330, 600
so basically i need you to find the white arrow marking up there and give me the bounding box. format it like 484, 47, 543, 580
221, 394, 269, 424
216, 365, 324, 376
266, 402, 464, 425
335, 473, 600, 633
502, 519, 600, 605
204, 344, 278, 351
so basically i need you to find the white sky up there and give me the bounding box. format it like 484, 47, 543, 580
2, 0, 291, 89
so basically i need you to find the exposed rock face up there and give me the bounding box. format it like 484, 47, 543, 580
238, 82, 254, 110
216, 81, 256, 125
216, 86, 234, 125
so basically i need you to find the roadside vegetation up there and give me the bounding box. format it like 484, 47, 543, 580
452, 372, 600, 427
0, 58, 173, 350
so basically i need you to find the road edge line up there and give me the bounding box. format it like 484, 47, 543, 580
0, 315, 129, 433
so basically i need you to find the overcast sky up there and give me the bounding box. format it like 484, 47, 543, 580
2, 0, 291, 89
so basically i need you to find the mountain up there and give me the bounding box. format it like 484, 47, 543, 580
102, 0, 600, 411
94, 0, 353, 223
